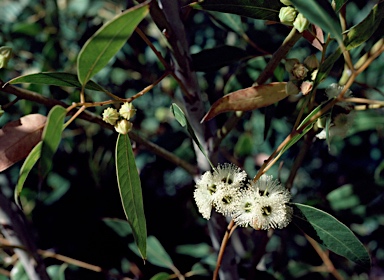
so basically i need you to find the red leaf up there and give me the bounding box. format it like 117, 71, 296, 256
303, 24, 324, 51
201, 82, 287, 122
0, 114, 46, 172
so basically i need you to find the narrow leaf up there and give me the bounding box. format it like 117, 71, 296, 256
150, 272, 171, 280
129, 236, 173, 269
292, 203, 371, 269
8, 72, 107, 92
209, 11, 243, 33
201, 82, 287, 122
39, 105, 67, 179
315, 47, 342, 85
171, 103, 212, 168
116, 134, 147, 259
15, 141, 42, 205
192, 45, 251, 72
103, 218, 133, 238
290, 0, 343, 44
344, 2, 384, 50
334, 0, 349, 12
77, 3, 149, 86
0, 114, 46, 172
193, 0, 283, 21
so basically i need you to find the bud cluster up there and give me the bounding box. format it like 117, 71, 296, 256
279, 0, 309, 33
285, 55, 319, 96
194, 163, 293, 230
102, 102, 137, 134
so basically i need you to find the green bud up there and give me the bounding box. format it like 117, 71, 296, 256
286, 80, 300, 95
279, 7, 297, 25
0, 46, 12, 69
119, 102, 136, 120
0, 105, 4, 117
102, 107, 119, 125
285, 58, 299, 73
114, 119, 133, 135
292, 63, 308, 80
303, 55, 319, 70
280, 0, 293, 6
293, 13, 309, 33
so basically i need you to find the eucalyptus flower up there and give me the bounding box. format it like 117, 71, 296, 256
102, 107, 119, 125
114, 119, 133, 135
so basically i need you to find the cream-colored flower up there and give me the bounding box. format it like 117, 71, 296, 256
279, 7, 297, 25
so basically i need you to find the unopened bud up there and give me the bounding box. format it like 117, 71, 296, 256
292, 63, 308, 80
300, 81, 313, 95
286, 80, 300, 95
279, 7, 297, 25
303, 55, 319, 70
0, 106, 4, 117
0, 46, 12, 69
119, 102, 136, 120
280, 0, 293, 6
114, 119, 133, 135
293, 13, 309, 33
102, 107, 119, 125
285, 58, 299, 73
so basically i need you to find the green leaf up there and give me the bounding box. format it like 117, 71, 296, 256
170, 103, 212, 168
47, 264, 68, 280
129, 236, 173, 269
334, 0, 349, 12
77, 3, 149, 86
290, 0, 343, 44
327, 184, 360, 211
193, 0, 283, 22
315, 47, 342, 85
176, 243, 212, 258
8, 72, 107, 92
15, 141, 42, 205
192, 45, 251, 72
292, 203, 371, 269
103, 218, 133, 238
39, 105, 67, 179
344, 2, 384, 50
150, 272, 171, 280
208, 11, 243, 33
116, 134, 147, 259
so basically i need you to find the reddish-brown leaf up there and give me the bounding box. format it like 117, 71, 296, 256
201, 82, 287, 122
0, 114, 46, 172
303, 24, 324, 51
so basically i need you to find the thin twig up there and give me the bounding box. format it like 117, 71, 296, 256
304, 234, 344, 280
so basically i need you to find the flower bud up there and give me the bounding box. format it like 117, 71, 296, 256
280, 0, 293, 6
102, 107, 119, 125
286, 80, 300, 95
292, 63, 308, 80
303, 55, 319, 70
300, 81, 313, 95
0, 105, 4, 117
293, 13, 309, 33
114, 119, 133, 135
0, 46, 12, 69
119, 102, 136, 120
279, 7, 297, 25
285, 58, 299, 73
311, 69, 318, 81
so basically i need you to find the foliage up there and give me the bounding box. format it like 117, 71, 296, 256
0, 0, 383, 279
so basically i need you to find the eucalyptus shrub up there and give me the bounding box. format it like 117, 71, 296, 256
0, 0, 383, 279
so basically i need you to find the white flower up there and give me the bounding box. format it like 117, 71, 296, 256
325, 83, 353, 108
212, 183, 242, 216
211, 163, 247, 188
233, 175, 293, 230
251, 196, 293, 230
232, 187, 260, 227
316, 112, 355, 141
194, 171, 216, 219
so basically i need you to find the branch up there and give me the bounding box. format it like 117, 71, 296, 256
0, 80, 198, 176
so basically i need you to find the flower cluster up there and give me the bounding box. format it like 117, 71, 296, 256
194, 163, 293, 230
279, 1, 309, 33
102, 102, 137, 134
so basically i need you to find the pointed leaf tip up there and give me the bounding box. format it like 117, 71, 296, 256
201, 82, 287, 122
